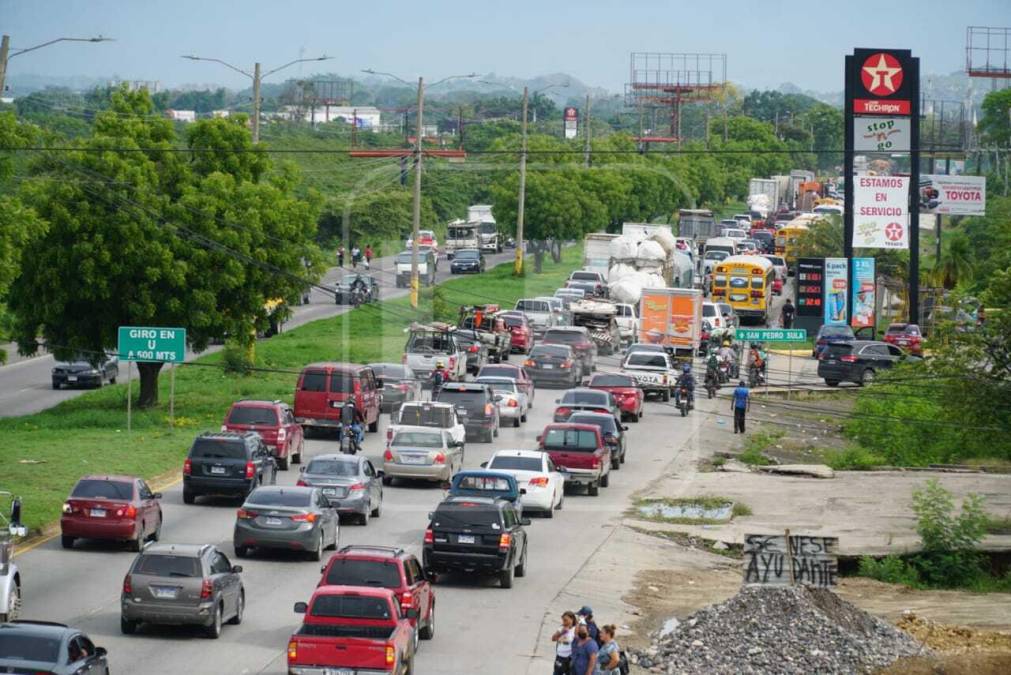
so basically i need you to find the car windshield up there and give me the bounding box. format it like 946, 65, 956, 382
0, 634, 62, 662
392, 431, 443, 448
821, 326, 854, 338
432, 505, 502, 529
627, 353, 669, 368
488, 456, 543, 472
305, 458, 359, 476
435, 390, 486, 409
456, 250, 480, 260
824, 343, 854, 357
479, 223, 496, 234
702, 305, 717, 317
531, 345, 570, 358
312, 595, 392, 619
476, 378, 517, 393
396, 253, 419, 264
571, 272, 598, 281
542, 428, 598, 450
247, 489, 312, 507
560, 391, 607, 405
764, 256, 785, 266
324, 559, 401, 589
570, 414, 617, 434
134, 554, 202, 578
499, 315, 525, 328
71, 479, 133, 500
407, 334, 454, 353
190, 438, 247, 460
397, 405, 453, 428
370, 364, 409, 379
705, 251, 729, 260
515, 300, 545, 312
454, 475, 513, 492
591, 374, 635, 387
543, 330, 584, 344
227, 406, 278, 426
479, 366, 520, 379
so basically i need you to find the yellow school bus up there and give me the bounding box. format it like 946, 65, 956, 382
775, 220, 812, 270
711, 255, 776, 324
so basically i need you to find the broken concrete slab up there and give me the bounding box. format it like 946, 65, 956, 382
756, 463, 836, 479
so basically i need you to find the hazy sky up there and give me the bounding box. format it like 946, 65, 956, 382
3, 0, 1008, 92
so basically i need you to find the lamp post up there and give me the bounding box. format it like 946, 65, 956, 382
182, 53, 332, 142
363, 69, 476, 308
0, 34, 113, 96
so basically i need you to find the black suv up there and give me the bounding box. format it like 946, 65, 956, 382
423, 496, 530, 588
435, 382, 500, 443
182, 432, 277, 504
817, 340, 919, 386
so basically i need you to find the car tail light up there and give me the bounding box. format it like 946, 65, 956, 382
183, 458, 192, 475
123, 504, 137, 519
401, 590, 413, 610
122, 574, 133, 595
524, 359, 535, 367
449, 356, 457, 369
507, 399, 519, 408
485, 403, 494, 416
840, 355, 858, 363
387, 427, 394, 441
528, 477, 549, 487
384, 448, 394, 462
200, 578, 213, 600
386, 644, 396, 666
287, 640, 297, 663
296, 479, 307, 487
591, 457, 600, 469
433, 452, 446, 465
398, 382, 410, 392
561, 360, 573, 369
498, 533, 512, 549
291, 512, 318, 523
555, 407, 571, 418
245, 461, 256, 479
424, 528, 434, 544
277, 427, 287, 442
220, 424, 228, 432
349, 482, 366, 491
751, 290, 762, 298
62, 501, 74, 514
237, 508, 258, 519
468, 345, 479, 353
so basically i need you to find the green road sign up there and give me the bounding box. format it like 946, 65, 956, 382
735, 328, 808, 342
117, 326, 186, 363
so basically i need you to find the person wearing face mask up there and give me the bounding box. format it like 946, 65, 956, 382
570, 623, 599, 675
551, 611, 577, 675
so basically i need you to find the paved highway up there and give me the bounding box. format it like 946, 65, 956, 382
0, 249, 515, 418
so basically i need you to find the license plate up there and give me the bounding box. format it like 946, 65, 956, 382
898, 340, 908, 345
400, 455, 427, 464
323, 670, 352, 675
210, 466, 226, 475
542, 364, 554, 369
458, 534, 476, 544
151, 586, 178, 600
265, 517, 283, 526
322, 488, 336, 496
90, 508, 106, 518
67, 375, 78, 382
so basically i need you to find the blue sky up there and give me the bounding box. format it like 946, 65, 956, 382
3, 0, 1009, 92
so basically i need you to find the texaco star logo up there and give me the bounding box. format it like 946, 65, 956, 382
884, 221, 904, 242
861, 53, 903, 96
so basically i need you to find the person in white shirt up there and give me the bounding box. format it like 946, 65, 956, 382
551, 611, 577, 675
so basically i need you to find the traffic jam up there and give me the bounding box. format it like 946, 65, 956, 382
4, 254, 719, 675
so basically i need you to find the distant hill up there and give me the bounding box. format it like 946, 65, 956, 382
775, 71, 990, 111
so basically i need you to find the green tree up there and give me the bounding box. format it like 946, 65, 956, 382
978, 88, 1011, 146
492, 170, 583, 272
931, 231, 974, 289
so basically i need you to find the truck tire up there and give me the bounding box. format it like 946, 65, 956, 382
499, 565, 514, 589
587, 482, 599, 496
183, 488, 196, 505
600, 472, 610, 488
276, 454, 289, 471
661, 389, 671, 402
419, 602, 435, 640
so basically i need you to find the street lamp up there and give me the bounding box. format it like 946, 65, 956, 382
0, 34, 113, 96
362, 69, 477, 308
182, 53, 332, 142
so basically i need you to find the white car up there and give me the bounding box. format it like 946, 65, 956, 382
484, 449, 565, 517
389, 401, 466, 448
474, 376, 529, 427
763, 254, 788, 281
514, 298, 557, 335
702, 301, 729, 330
405, 230, 439, 252
613, 303, 639, 345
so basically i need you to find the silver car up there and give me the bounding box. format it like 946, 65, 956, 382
232, 486, 339, 561
382, 426, 464, 486
297, 454, 384, 526
120, 543, 244, 638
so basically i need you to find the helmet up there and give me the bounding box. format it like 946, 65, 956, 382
435, 360, 446, 369
682, 363, 691, 373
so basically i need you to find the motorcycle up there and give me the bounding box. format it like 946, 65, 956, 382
704, 370, 719, 399
748, 363, 765, 388
717, 360, 731, 384
339, 423, 360, 455
675, 384, 693, 417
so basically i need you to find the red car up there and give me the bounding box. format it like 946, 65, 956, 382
222, 399, 305, 470
772, 276, 784, 296
318, 545, 435, 639
288, 586, 417, 675
61, 475, 162, 551
883, 323, 923, 355
294, 362, 382, 435
587, 372, 644, 422
537, 423, 611, 496
476, 362, 535, 405
496, 311, 534, 354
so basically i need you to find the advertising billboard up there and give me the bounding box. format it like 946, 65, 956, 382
850, 258, 876, 330
563, 107, 578, 140
918, 175, 986, 215
823, 258, 849, 326
795, 258, 825, 318
853, 175, 910, 249
854, 116, 911, 152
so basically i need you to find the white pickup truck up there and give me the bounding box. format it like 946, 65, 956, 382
514, 298, 556, 336
403, 324, 468, 384
613, 303, 639, 346
620, 350, 677, 402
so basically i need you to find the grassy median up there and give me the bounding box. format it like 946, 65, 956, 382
3, 247, 582, 532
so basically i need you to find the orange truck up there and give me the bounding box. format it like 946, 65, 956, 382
637, 288, 704, 361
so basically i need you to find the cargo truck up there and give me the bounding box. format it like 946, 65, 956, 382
677, 209, 718, 241
445, 219, 479, 259
637, 287, 704, 361
747, 178, 781, 224
467, 205, 502, 253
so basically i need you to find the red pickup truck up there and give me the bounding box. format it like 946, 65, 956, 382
287, 585, 417, 675
537, 422, 611, 496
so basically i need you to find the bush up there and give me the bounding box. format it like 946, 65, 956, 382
221, 341, 253, 375
910, 479, 989, 588
857, 555, 921, 587
823, 446, 887, 470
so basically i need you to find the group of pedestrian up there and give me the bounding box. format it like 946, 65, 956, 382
337, 244, 373, 269
552, 606, 627, 675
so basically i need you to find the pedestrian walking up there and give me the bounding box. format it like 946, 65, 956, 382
781, 298, 795, 329
351, 245, 362, 269
551, 611, 577, 675
337, 245, 345, 268
598, 625, 624, 675
576, 606, 600, 645
570, 623, 599, 675
732, 379, 750, 434
364, 244, 373, 265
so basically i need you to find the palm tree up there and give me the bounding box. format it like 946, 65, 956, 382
932, 232, 975, 290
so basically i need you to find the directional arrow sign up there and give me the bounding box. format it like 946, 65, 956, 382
734, 328, 808, 343
117, 326, 186, 363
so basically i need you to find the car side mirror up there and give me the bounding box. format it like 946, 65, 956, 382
299, 465, 306, 473
95, 647, 108, 658
480, 461, 488, 468
494, 395, 503, 402
427, 512, 434, 520
519, 488, 527, 495
425, 568, 437, 581
231, 565, 243, 574
376, 378, 384, 388
622, 426, 629, 431
406, 608, 419, 620
535, 435, 542, 442
377, 469, 385, 477
152, 492, 163, 500
520, 518, 532, 526
294, 601, 308, 614
554, 399, 560, 404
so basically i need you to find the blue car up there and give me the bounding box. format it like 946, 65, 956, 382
813, 324, 856, 358
448, 470, 524, 517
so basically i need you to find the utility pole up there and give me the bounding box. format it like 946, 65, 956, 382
1, 34, 112, 96
410, 76, 425, 309
251, 62, 262, 143
516, 86, 529, 276
583, 93, 592, 168
0, 36, 9, 97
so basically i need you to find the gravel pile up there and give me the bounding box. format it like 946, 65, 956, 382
629, 585, 929, 674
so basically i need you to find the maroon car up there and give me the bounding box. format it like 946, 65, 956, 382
883, 323, 923, 355
496, 311, 534, 354
61, 475, 162, 551
222, 399, 305, 470
587, 372, 644, 422
537, 423, 611, 496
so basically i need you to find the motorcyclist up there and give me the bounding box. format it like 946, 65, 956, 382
340, 400, 364, 452
430, 360, 448, 398
748, 344, 767, 385
675, 363, 695, 407
705, 352, 720, 389
350, 275, 369, 305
